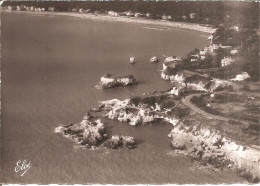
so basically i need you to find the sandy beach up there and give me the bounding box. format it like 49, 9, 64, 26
2, 10, 216, 34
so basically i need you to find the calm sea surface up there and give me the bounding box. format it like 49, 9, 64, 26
1, 12, 245, 184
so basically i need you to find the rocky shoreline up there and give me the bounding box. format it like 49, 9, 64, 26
168, 121, 259, 182
100, 92, 259, 182
49, 13, 259, 182
55, 112, 136, 149
55, 86, 259, 182
161, 70, 233, 93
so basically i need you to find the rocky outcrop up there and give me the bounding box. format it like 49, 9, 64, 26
55, 114, 106, 148
55, 113, 136, 149
161, 71, 185, 84
150, 56, 159, 63
99, 74, 137, 89
100, 98, 159, 126
168, 122, 260, 182
104, 135, 136, 149
161, 70, 233, 93
99, 93, 188, 126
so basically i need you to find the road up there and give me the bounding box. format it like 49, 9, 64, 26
182, 93, 260, 151
182, 93, 241, 123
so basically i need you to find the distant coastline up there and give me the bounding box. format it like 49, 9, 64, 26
2, 10, 216, 34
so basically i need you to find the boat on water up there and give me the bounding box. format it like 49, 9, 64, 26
129, 57, 136, 64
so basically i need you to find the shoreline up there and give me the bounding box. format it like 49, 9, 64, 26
3, 9, 258, 182
2, 10, 216, 34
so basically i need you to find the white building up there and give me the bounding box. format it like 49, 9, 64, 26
221, 57, 236, 67
231, 72, 250, 81
134, 13, 142, 18
146, 13, 152, 18
48, 7, 55, 12
126, 11, 134, 17
168, 87, 182, 96
72, 8, 78, 12
7, 6, 15, 10
191, 59, 199, 62
162, 15, 171, 20
108, 11, 118, 17
189, 13, 196, 19
230, 49, 238, 55
16, 5, 26, 11
230, 25, 239, 32
79, 8, 84, 13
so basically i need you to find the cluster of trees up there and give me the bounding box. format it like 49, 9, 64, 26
3, 1, 259, 28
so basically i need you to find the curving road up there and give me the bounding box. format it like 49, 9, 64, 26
182, 93, 260, 150
181, 93, 242, 123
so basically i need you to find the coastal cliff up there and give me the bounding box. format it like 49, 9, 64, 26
96, 91, 259, 182
169, 121, 260, 182
161, 70, 232, 92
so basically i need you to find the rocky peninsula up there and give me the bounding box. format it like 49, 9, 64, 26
55, 112, 136, 149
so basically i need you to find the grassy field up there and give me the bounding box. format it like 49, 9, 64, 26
190, 84, 260, 145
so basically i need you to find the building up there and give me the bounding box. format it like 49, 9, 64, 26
204, 44, 220, 55
221, 57, 236, 67
48, 7, 55, 12
7, 6, 15, 10
83, 9, 91, 14
200, 50, 207, 56
35, 8, 42, 12
146, 13, 152, 18
230, 25, 239, 32
72, 8, 78, 12
126, 11, 134, 17
16, 5, 26, 11
134, 13, 142, 18
168, 86, 184, 96
79, 8, 84, 13
162, 15, 171, 20
189, 13, 196, 19
191, 58, 199, 62
230, 49, 238, 55
231, 72, 250, 81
